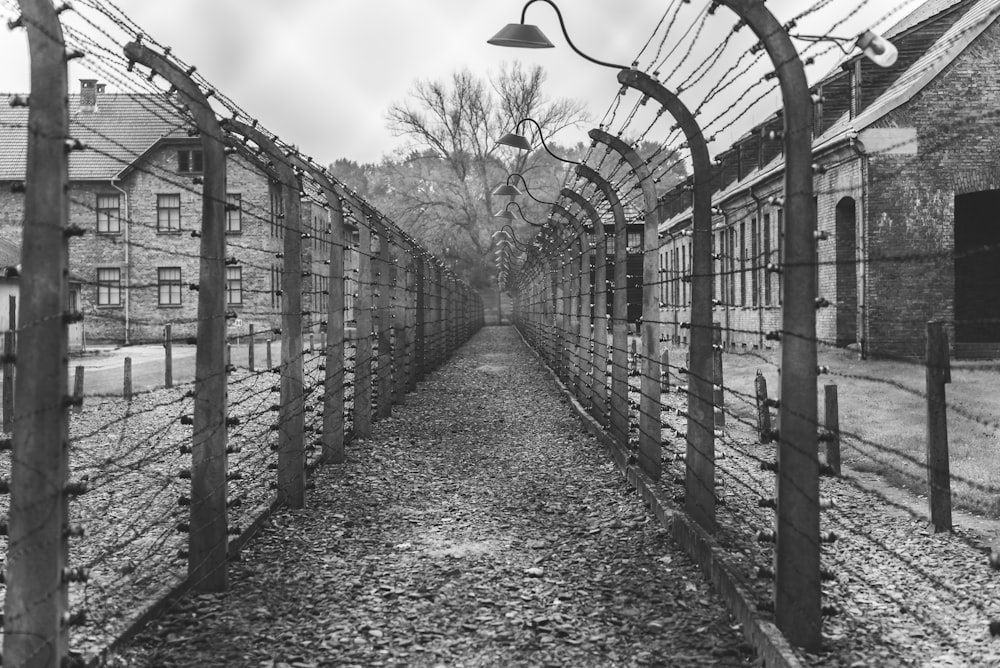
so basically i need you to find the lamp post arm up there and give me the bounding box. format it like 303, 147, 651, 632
504, 200, 545, 228
520, 0, 631, 70
509, 172, 559, 206
512, 117, 581, 165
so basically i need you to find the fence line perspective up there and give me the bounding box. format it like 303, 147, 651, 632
1, 1, 482, 666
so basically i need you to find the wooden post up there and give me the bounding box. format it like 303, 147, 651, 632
3, 331, 14, 432
266, 337, 272, 370
926, 321, 952, 532
755, 370, 772, 443
73, 365, 84, 413
823, 384, 841, 475
164, 323, 173, 388
248, 324, 255, 372
713, 322, 725, 431
124, 356, 133, 401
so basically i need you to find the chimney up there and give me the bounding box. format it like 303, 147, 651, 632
79, 78, 98, 112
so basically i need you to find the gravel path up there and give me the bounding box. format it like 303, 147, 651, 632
113, 326, 753, 667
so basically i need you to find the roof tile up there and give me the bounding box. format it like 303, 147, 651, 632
0, 92, 190, 181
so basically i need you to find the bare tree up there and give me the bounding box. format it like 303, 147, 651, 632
382, 63, 587, 287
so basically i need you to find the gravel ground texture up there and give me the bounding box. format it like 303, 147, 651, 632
111, 325, 754, 667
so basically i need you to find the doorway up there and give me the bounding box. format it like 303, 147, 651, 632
954, 189, 1000, 344
835, 197, 858, 346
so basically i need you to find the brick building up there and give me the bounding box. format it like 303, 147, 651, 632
0, 80, 345, 345
657, 0, 1000, 358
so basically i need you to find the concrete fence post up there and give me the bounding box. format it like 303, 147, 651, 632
127, 40, 232, 588
5, 1, 73, 662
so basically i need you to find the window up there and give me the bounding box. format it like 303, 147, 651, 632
739, 222, 747, 306
96, 193, 121, 234
270, 181, 283, 237
226, 266, 243, 305
777, 208, 784, 305
672, 247, 680, 305
157, 194, 181, 232
270, 264, 281, 308
627, 230, 642, 252
177, 149, 203, 174
717, 232, 726, 306
751, 217, 759, 307
728, 228, 737, 306
158, 267, 182, 306
97, 268, 121, 306
682, 243, 690, 305
226, 193, 242, 234
763, 213, 772, 305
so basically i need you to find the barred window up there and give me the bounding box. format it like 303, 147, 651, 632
97, 267, 121, 306
157, 194, 181, 232
96, 193, 121, 234
157, 267, 182, 306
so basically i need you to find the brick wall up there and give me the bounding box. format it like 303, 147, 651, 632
864, 21, 1000, 358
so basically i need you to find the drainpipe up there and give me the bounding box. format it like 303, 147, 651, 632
850, 134, 868, 358
110, 178, 130, 345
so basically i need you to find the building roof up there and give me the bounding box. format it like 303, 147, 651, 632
815, 0, 1000, 149
882, 0, 969, 39
660, 0, 1000, 230
0, 92, 190, 182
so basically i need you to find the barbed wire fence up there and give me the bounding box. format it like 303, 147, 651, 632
0, 1, 483, 666
502, 0, 1000, 661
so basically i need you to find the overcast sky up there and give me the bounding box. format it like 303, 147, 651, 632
0, 0, 922, 167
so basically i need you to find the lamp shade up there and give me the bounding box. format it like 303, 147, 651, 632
496, 132, 532, 151
487, 23, 554, 48
856, 30, 898, 68
492, 183, 522, 197
494, 208, 515, 220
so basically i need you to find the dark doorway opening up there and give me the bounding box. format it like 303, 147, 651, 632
954, 189, 1000, 344
835, 197, 858, 347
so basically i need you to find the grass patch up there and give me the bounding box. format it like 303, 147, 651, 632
664, 341, 1000, 519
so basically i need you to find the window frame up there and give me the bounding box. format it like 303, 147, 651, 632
157, 266, 182, 307
156, 193, 182, 233
177, 149, 204, 174
226, 193, 242, 234
96, 193, 121, 234
96, 267, 122, 307
226, 265, 243, 306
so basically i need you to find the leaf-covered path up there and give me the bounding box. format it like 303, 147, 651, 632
116, 326, 753, 667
